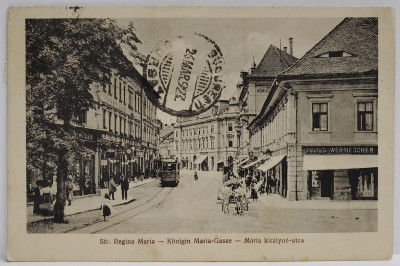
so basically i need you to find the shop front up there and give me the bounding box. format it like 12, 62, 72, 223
180, 158, 188, 170
194, 155, 208, 171
258, 154, 287, 198
302, 146, 378, 200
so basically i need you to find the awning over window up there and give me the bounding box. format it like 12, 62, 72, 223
194, 155, 208, 165
257, 155, 286, 172
237, 158, 249, 167
242, 158, 264, 169
302, 155, 378, 170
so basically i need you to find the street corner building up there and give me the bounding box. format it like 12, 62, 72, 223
27, 66, 161, 198
174, 98, 242, 171
247, 17, 378, 201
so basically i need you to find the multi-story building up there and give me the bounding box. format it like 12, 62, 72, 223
27, 67, 161, 195
174, 98, 241, 171
236, 41, 297, 160
159, 124, 175, 160
89, 68, 160, 188
247, 18, 378, 201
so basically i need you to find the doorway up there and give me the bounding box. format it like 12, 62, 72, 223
320, 170, 333, 197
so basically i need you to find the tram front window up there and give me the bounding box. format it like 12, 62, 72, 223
162, 163, 177, 171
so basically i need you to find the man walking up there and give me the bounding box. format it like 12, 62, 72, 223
121, 175, 129, 200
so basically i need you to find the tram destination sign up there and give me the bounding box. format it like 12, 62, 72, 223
303, 146, 378, 155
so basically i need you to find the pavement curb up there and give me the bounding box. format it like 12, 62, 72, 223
27, 179, 158, 224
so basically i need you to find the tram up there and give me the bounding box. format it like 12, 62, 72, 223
160, 159, 180, 187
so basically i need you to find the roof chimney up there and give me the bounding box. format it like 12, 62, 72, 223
289, 37, 293, 56
283, 46, 287, 53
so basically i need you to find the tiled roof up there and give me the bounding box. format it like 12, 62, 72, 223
280, 18, 377, 78
248, 45, 298, 78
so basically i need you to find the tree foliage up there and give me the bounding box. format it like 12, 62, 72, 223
26, 18, 144, 221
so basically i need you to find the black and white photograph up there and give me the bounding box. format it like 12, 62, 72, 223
6, 6, 395, 262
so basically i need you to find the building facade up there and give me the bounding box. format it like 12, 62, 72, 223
248, 18, 378, 201
27, 67, 161, 196
236, 42, 297, 160
93, 69, 160, 188
159, 124, 175, 160
174, 98, 241, 171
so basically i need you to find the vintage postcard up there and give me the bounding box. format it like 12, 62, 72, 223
7, 6, 395, 261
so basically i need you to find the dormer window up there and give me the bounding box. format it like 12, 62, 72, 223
315, 51, 354, 58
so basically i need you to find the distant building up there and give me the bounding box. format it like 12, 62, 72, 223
159, 124, 175, 160
174, 98, 241, 171
248, 18, 378, 201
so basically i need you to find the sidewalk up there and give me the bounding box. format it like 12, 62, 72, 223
258, 193, 378, 210
27, 178, 158, 223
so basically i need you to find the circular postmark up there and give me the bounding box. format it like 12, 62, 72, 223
145, 33, 225, 117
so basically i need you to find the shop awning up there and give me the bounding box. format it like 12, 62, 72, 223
233, 155, 247, 164
194, 155, 208, 165
237, 158, 249, 167
258, 155, 286, 172
242, 158, 264, 169
302, 155, 378, 170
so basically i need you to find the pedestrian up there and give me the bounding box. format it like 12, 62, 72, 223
157, 168, 161, 178
50, 176, 57, 202
272, 176, 277, 194
66, 175, 74, 206
33, 180, 43, 214
245, 174, 252, 188
256, 171, 261, 182
103, 170, 109, 188
236, 183, 248, 210
250, 178, 258, 201
260, 176, 266, 195
121, 175, 129, 200
109, 177, 117, 200
220, 184, 232, 213
101, 193, 114, 221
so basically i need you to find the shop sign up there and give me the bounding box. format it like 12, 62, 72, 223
303, 146, 377, 155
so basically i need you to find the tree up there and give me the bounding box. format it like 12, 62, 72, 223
26, 19, 144, 222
